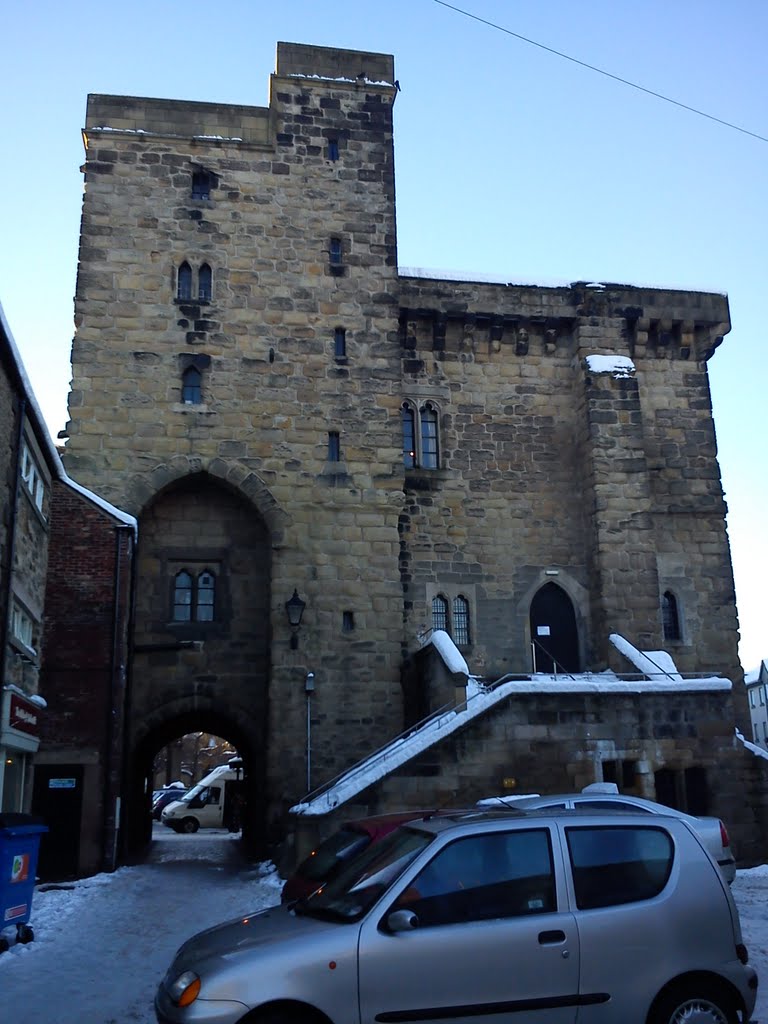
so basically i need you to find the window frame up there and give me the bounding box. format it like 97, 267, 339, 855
329, 237, 343, 266
334, 327, 347, 359
391, 829, 556, 928
177, 261, 193, 301
452, 595, 471, 646
172, 568, 217, 623
402, 400, 441, 470
327, 431, 341, 463
431, 594, 448, 633
191, 170, 212, 201
20, 442, 46, 512
181, 365, 203, 405
198, 262, 212, 302
661, 590, 682, 642
11, 600, 36, 652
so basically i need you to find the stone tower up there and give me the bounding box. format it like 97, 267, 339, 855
64, 42, 750, 853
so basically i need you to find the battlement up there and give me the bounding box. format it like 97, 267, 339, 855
274, 41, 395, 85
84, 94, 271, 146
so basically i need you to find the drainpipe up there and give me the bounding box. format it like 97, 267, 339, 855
102, 523, 135, 872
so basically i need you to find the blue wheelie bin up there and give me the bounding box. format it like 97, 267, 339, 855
0, 813, 48, 953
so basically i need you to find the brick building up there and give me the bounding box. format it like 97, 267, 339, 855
0, 304, 136, 880
0, 303, 56, 816
60, 43, 766, 863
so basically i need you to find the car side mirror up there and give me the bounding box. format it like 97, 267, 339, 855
386, 909, 419, 933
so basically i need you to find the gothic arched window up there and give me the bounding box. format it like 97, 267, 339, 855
177, 261, 192, 301
662, 591, 682, 642
402, 403, 417, 468
172, 571, 193, 621
172, 569, 216, 622
432, 595, 448, 633
198, 263, 212, 301
453, 595, 471, 645
420, 402, 439, 469
181, 365, 202, 404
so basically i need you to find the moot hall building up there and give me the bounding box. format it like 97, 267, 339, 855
28, 42, 766, 871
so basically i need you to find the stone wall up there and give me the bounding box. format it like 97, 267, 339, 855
61, 42, 756, 855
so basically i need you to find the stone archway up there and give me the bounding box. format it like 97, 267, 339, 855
529, 582, 581, 673
122, 472, 273, 859
125, 704, 263, 861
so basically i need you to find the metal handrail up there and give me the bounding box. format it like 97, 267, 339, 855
297, 698, 457, 806
530, 637, 576, 679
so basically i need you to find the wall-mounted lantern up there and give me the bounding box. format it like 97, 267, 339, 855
285, 589, 306, 649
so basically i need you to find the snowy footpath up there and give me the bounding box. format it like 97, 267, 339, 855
0, 827, 765, 1024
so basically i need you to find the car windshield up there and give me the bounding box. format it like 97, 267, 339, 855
296, 825, 433, 922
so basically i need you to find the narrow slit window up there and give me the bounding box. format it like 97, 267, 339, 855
432, 595, 448, 633
662, 591, 681, 641
328, 138, 339, 161
342, 610, 355, 632
198, 263, 212, 301
328, 431, 341, 462
191, 171, 211, 200
453, 596, 471, 645
177, 262, 193, 301
334, 327, 347, 358
420, 403, 439, 469
329, 237, 343, 265
181, 366, 202, 405
402, 404, 416, 468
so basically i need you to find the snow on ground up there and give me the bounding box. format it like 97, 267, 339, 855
0, 825, 765, 1023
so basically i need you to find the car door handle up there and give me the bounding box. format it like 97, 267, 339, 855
538, 929, 566, 945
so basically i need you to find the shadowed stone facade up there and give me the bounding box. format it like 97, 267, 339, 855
61, 42, 763, 860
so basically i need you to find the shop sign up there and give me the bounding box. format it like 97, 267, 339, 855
48, 778, 77, 789
8, 694, 38, 737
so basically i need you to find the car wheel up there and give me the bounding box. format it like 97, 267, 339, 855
180, 817, 199, 834
651, 984, 737, 1024
16, 924, 34, 944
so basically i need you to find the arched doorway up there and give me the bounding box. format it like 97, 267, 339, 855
126, 709, 264, 860
529, 582, 580, 673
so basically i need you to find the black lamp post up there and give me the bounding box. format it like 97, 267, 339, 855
285, 589, 306, 649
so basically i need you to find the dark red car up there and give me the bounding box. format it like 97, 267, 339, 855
281, 810, 445, 903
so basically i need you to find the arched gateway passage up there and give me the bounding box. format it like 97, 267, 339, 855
127, 709, 262, 858
121, 473, 272, 860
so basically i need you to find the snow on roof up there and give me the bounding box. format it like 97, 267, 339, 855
286, 73, 394, 86
585, 354, 636, 379
290, 667, 730, 817
736, 728, 768, 762
744, 660, 768, 684
609, 634, 682, 680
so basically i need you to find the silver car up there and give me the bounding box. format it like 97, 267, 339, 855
155, 808, 757, 1024
480, 783, 737, 883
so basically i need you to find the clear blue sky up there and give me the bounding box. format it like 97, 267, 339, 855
3, 0, 765, 670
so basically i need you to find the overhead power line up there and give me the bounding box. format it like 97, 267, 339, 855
433, 0, 768, 144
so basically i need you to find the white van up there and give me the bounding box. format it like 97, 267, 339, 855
161, 760, 245, 833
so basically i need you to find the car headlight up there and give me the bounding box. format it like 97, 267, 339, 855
167, 970, 201, 1007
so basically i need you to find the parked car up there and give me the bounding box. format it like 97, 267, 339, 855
155, 807, 757, 1024
281, 809, 443, 902
479, 783, 737, 883
152, 788, 189, 821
